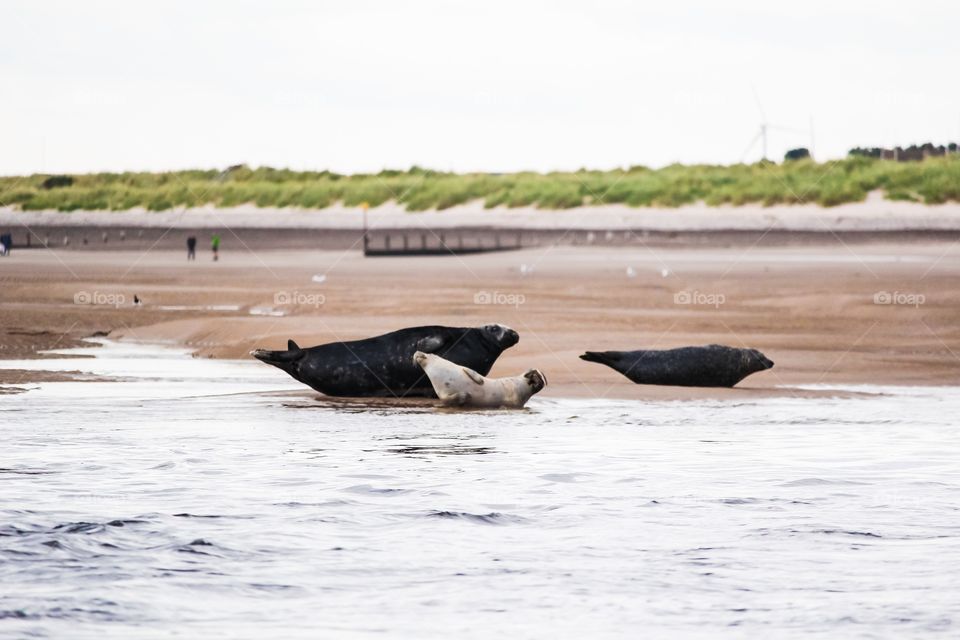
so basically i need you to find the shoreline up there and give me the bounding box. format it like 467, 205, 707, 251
2, 243, 958, 400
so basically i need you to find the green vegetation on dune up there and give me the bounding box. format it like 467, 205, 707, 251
2, 157, 960, 212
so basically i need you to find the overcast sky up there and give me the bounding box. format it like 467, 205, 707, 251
2, 0, 958, 175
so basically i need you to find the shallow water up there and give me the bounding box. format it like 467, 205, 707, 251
1, 341, 959, 638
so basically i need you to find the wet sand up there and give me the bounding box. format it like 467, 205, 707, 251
1, 239, 958, 399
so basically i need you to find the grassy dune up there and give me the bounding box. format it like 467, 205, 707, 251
2, 157, 960, 212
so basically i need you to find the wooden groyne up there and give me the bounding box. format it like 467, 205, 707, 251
362, 230, 523, 257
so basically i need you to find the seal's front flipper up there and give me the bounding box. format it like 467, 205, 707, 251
288, 339, 301, 351
416, 335, 447, 353
461, 367, 485, 385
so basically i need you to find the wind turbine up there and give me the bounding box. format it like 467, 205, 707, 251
740, 87, 812, 162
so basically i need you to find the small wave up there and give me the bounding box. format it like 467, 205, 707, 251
0, 518, 152, 553
0, 610, 35, 620
49, 519, 146, 535
385, 445, 496, 456
53, 522, 103, 534
34, 605, 121, 623
344, 484, 412, 496
176, 538, 220, 556
540, 473, 593, 483
172, 513, 254, 520
0, 607, 119, 624
188, 538, 213, 546
273, 500, 355, 508
249, 582, 299, 592
779, 478, 869, 487
425, 511, 528, 525
813, 529, 883, 538
340, 473, 397, 480
0, 525, 40, 537
0, 467, 55, 475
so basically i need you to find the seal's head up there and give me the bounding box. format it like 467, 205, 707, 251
413, 350, 433, 368
480, 323, 519, 349
746, 348, 774, 373
523, 368, 547, 394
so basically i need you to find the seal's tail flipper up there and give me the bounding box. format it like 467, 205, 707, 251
579, 351, 618, 366
251, 340, 305, 367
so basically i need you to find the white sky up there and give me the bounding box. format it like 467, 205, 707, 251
2, 0, 958, 175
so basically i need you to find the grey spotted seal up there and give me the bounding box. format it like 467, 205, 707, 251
252, 324, 519, 397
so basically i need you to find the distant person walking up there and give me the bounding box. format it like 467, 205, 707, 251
0, 232, 11, 256
187, 236, 197, 261
211, 233, 221, 261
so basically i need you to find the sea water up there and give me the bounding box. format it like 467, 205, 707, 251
1, 340, 958, 638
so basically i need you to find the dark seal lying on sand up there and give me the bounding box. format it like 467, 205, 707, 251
251, 324, 519, 397
580, 344, 774, 388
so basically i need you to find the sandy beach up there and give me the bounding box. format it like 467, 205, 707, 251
2, 233, 957, 399
6, 191, 960, 232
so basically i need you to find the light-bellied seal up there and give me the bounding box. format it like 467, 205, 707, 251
251, 324, 519, 398
413, 351, 546, 408
580, 344, 774, 388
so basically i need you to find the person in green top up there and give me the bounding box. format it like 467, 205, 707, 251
211, 233, 221, 261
